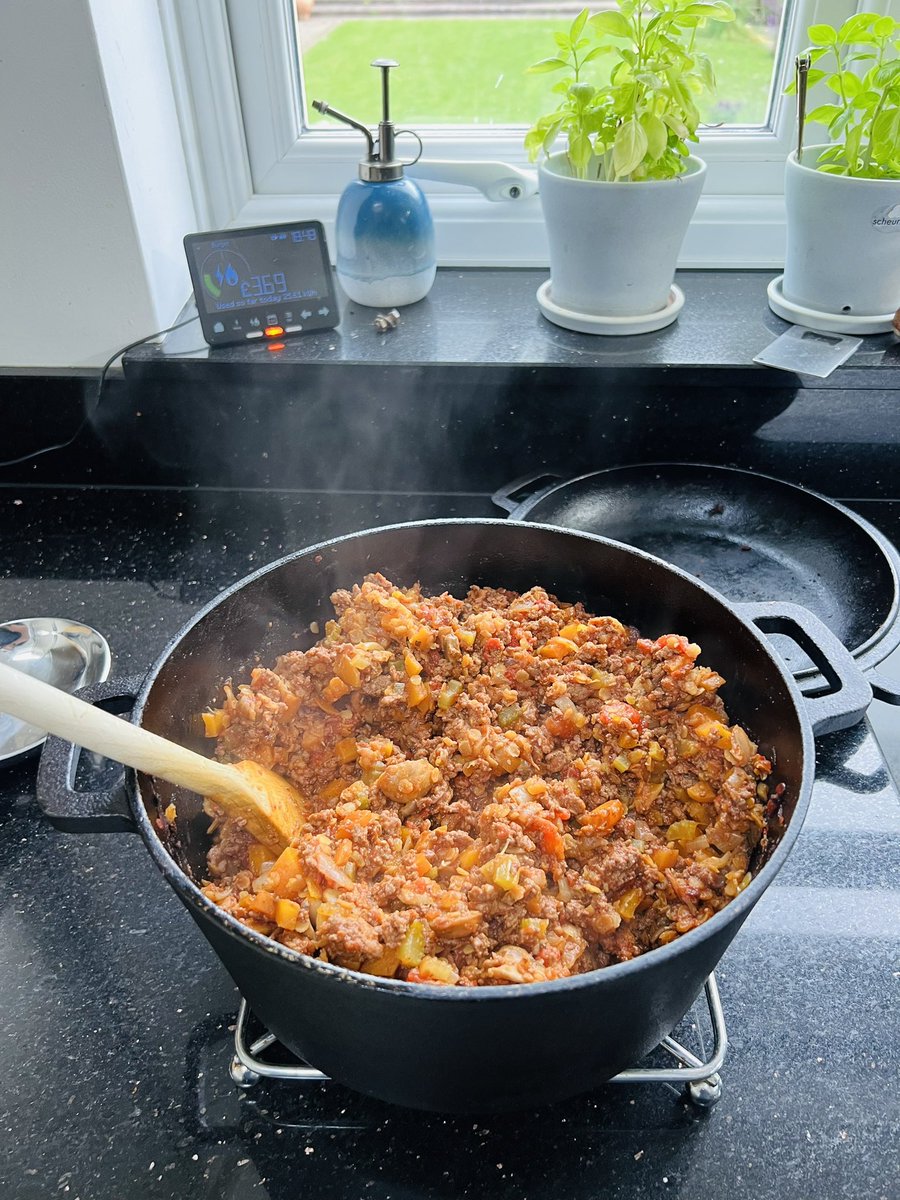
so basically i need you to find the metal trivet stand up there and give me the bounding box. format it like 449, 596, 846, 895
229, 973, 727, 1109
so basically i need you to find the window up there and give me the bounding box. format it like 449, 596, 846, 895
161, 0, 888, 268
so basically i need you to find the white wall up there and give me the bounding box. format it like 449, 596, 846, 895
0, 0, 196, 368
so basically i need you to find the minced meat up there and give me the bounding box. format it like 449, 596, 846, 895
200, 573, 772, 986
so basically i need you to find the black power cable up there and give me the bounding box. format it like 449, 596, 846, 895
0, 314, 199, 469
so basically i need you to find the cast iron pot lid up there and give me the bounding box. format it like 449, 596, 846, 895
493, 463, 900, 685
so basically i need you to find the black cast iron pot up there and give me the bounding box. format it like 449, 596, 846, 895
36, 520, 874, 1113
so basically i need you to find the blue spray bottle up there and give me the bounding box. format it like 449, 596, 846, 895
313, 60, 436, 308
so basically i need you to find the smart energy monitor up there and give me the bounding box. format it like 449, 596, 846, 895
184, 220, 339, 346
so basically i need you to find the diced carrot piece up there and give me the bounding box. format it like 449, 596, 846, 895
530, 817, 565, 860
201, 709, 227, 737
274, 898, 301, 930
266, 846, 302, 894
579, 799, 626, 834
335, 737, 358, 763
539, 637, 579, 659
559, 623, 589, 641
457, 846, 479, 872
415, 853, 433, 877
406, 676, 428, 706
651, 845, 679, 870
319, 779, 346, 802
334, 654, 361, 689
322, 677, 350, 703
239, 890, 276, 920
334, 839, 353, 867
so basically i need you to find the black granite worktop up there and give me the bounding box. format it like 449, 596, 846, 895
0, 484, 899, 1200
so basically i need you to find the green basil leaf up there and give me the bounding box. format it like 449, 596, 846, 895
527, 57, 570, 74
808, 24, 837, 47
581, 45, 615, 65
873, 15, 898, 40
836, 13, 875, 45
874, 60, 900, 88
640, 110, 668, 160
805, 103, 843, 125
590, 11, 633, 39
569, 7, 589, 43
613, 117, 648, 177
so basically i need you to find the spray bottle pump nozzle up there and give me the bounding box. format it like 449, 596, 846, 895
312, 59, 420, 182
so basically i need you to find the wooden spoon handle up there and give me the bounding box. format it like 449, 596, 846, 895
0, 661, 253, 808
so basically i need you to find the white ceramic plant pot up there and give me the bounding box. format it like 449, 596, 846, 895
783, 147, 900, 320
538, 152, 706, 318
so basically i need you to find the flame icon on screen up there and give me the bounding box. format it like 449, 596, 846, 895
215, 264, 240, 287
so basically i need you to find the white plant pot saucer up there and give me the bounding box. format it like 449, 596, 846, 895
536, 280, 684, 336
767, 275, 896, 336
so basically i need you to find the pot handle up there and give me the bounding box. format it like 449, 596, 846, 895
491, 471, 561, 515
867, 669, 900, 706
36, 676, 143, 834
734, 602, 872, 736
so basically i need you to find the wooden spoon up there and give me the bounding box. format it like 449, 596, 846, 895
0, 661, 304, 853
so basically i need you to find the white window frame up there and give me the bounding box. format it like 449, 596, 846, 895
160, 0, 894, 268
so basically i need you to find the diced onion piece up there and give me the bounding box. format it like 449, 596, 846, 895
363, 948, 401, 977
614, 887, 643, 920
497, 703, 522, 729
274, 898, 301, 930
612, 754, 631, 773
248, 842, 271, 877
520, 917, 549, 938
559, 622, 589, 641
491, 854, 521, 891
687, 781, 715, 802
415, 956, 459, 984
398, 919, 427, 967
164, 802, 177, 822
666, 820, 699, 842
429, 910, 482, 938
437, 679, 463, 710
686, 800, 712, 824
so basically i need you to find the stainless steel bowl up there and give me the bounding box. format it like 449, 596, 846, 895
0, 619, 111, 765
